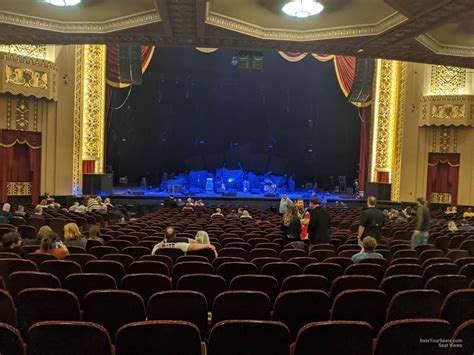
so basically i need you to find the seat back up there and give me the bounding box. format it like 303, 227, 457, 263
147, 290, 208, 335
64, 253, 98, 268
212, 291, 271, 325
273, 290, 330, 338
0, 259, 37, 280
83, 260, 125, 284
386, 289, 442, 322
425, 275, 469, 299
280, 274, 329, 292
64, 273, 117, 306
379, 275, 424, 301
216, 262, 258, 283
451, 319, 474, 355
128, 261, 169, 276
121, 273, 171, 303
329, 275, 378, 304
83, 290, 145, 339
27, 321, 113, 355
229, 274, 279, 303
304, 263, 342, 284
384, 264, 422, 277
441, 289, 474, 329
17, 288, 80, 334
293, 321, 372, 355
261, 262, 301, 285
374, 319, 451, 355
116, 320, 202, 355
39, 260, 82, 283
176, 274, 226, 306
345, 263, 385, 282
7, 271, 60, 298
172, 261, 214, 287
101, 254, 135, 270
0, 289, 17, 327
25, 253, 58, 267
208, 320, 290, 355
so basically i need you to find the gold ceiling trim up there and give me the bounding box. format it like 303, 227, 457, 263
0, 9, 161, 34
206, 5, 407, 41
416, 34, 474, 58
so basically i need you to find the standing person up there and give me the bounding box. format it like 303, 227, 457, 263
411, 197, 430, 249
279, 194, 293, 215
307, 196, 331, 245
281, 205, 302, 244
357, 196, 385, 244
295, 199, 310, 240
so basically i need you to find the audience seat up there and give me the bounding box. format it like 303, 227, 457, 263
176, 255, 209, 264
385, 289, 443, 322
280, 274, 329, 293
425, 275, 469, 299
451, 320, 474, 355
122, 246, 151, 260
7, 271, 60, 299
458, 263, 474, 281
359, 258, 388, 269
422, 257, 451, 270
384, 263, 422, 277
121, 273, 171, 303
101, 254, 135, 271
187, 248, 217, 262
250, 257, 282, 271
128, 260, 169, 276
0, 252, 21, 259
273, 290, 330, 338
253, 242, 281, 252
64, 253, 98, 268
63, 273, 117, 306
419, 249, 445, 264
212, 291, 271, 325
0, 322, 24, 355
105, 239, 133, 251
172, 261, 214, 287
248, 248, 278, 260
0, 289, 17, 327
24, 253, 57, 267
89, 246, 120, 259
345, 263, 385, 282
147, 290, 208, 335
380, 275, 424, 301
83, 260, 125, 284
83, 290, 145, 339
153, 248, 184, 261
27, 321, 113, 355
216, 262, 258, 283
17, 288, 80, 334
229, 274, 279, 303
39, 260, 82, 283
279, 249, 307, 261
0, 259, 37, 280
441, 289, 474, 329
390, 257, 420, 265
446, 250, 470, 263
304, 263, 342, 284
292, 321, 372, 355
287, 257, 319, 271
374, 319, 451, 355
323, 257, 353, 271
309, 249, 336, 260
116, 320, 203, 355
455, 257, 474, 268
329, 275, 378, 304
208, 320, 290, 355
331, 289, 387, 334
176, 274, 226, 306
139, 254, 174, 271
261, 262, 301, 285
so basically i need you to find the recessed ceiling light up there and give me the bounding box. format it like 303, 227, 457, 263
282, 0, 324, 18
44, 0, 81, 7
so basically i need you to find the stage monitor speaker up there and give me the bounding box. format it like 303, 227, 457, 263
365, 182, 391, 201
83, 174, 113, 196
118, 45, 143, 86
348, 58, 375, 103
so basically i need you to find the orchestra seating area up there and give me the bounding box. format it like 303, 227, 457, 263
1, 207, 474, 355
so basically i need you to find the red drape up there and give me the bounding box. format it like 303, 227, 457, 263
333, 56, 356, 97
376, 171, 390, 183
358, 106, 371, 196
83, 160, 95, 174
426, 153, 460, 205
0, 129, 41, 204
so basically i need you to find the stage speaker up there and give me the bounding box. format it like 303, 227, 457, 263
83, 174, 113, 196
365, 182, 391, 201
348, 58, 375, 103
118, 45, 143, 86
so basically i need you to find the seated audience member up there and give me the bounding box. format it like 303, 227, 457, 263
186, 198, 195, 206
448, 221, 458, 233
0, 203, 13, 223
240, 210, 252, 219
0, 231, 26, 257
63, 223, 87, 249
176, 199, 185, 207
25, 225, 53, 246
445, 206, 453, 215
463, 207, 474, 218
14, 205, 27, 218
163, 196, 177, 208
31, 206, 45, 218
195, 200, 205, 207
237, 208, 244, 216
351, 236, 384, 263
35, 232, 69, 259
211, 208, 224, 218
459, 219, 474, 232
281, 205, 301, 243
152, 230, 217, 256
164, 226, 192, 243
228, 209, 239, 218
86, 197, 106, 212
87, 225, 104, 245
182, 204, 194, 212
69, 202, 80, 212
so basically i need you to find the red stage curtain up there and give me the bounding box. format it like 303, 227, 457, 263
358, 106, 371, 196
426, 153, 460, 205
83, 160, 95, 174
333, 56, 356, 97
376, 171, 390, 183
0, 129, 41, 204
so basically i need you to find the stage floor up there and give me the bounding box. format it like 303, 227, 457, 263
112, 186, 357, 202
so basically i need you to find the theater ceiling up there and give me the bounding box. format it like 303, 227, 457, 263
0, 0, 472, 67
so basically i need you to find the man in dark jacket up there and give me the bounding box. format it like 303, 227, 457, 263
307, 196, 331, 245
411, 197, 430, 249
358, 196, 385, 244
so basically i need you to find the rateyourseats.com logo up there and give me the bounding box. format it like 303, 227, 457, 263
419, 338, 463, 349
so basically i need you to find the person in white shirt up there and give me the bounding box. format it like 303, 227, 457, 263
152, 230, 217, 256
211, 208, 224, 218
279, 194, 293, 215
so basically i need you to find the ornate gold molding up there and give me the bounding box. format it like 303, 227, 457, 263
15, 96, 29, 131
370, 59, 401, 184
206, 4, 407, 42
431, 192, 451, 204
416, 34, 474, 58
6, 65, 48, 89
420, 95, 474, 127
430, 65, 466, 95
0, 10, 161, 34
0, 45, 47, 60
72, 45, 83, 196
7, 182, 32, 196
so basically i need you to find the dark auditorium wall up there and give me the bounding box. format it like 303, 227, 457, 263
107, 47, 360, 189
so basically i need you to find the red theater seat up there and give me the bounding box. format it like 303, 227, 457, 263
7, 271, 60, 299
212, 291, 271, 325
121, 273, 171, 303
0, 322, 24, 355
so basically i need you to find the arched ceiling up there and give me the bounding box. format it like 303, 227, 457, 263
0, 0, 472, 68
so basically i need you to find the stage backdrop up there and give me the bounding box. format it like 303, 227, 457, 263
107, 48, 360, 189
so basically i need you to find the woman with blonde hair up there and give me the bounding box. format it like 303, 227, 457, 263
281, 204, 302, 243
63, 222, 87, 249
240, 210, 252, 219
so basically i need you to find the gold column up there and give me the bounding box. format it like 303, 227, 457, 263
369, 59, 407, 201
72, 44, 107, 196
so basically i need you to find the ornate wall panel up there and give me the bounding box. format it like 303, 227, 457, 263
419, 95, 474, 127
0, 52, 58, 101
6, 182, 32, 196
429, 126, 460, 153
72, 45, 83, 196
430, 65, 466, 95
0, 45, 47, 60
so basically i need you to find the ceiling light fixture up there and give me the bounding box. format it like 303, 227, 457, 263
282, 0, 324, 18
44, 0, 81, 7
